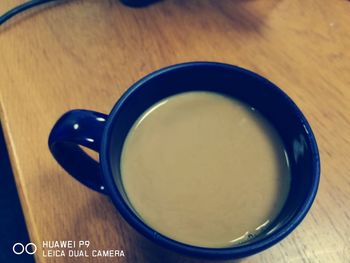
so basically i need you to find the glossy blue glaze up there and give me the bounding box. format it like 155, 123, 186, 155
49, 109, 108, 193
121, 0, 160, 7
49, 62, 320, 259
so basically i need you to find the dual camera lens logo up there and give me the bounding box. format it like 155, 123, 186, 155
12, 243, 37, 255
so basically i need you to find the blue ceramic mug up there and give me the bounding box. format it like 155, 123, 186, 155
49, 62, 320, 259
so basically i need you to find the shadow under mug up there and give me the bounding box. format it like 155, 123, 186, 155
48, 62, 320, 260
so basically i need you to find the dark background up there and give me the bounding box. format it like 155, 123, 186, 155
0, 126, 34, 263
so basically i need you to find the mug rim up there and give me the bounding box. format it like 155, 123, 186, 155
100, 61, 320, 259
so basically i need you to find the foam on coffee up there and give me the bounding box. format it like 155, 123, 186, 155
121, 91, 291, 248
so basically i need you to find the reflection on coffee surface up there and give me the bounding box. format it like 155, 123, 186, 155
121, 92, 290, 248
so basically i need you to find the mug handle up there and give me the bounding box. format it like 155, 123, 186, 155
48, 109, 108, 194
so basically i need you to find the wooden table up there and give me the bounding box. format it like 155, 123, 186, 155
1, 0, 350, 262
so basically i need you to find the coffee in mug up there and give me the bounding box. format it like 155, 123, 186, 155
49, 62, 320, 259
121, 91, 291, 248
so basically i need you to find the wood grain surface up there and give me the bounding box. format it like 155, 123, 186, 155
1, 0, 350, 262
